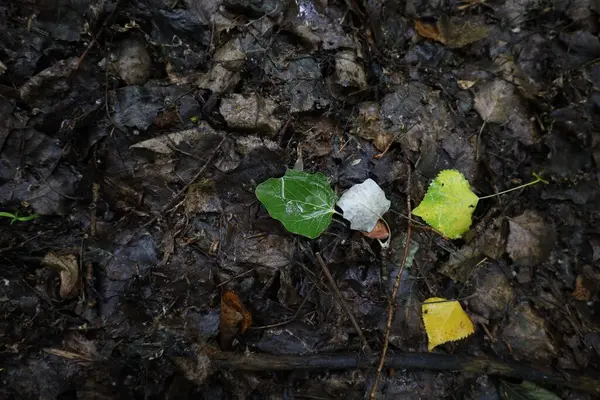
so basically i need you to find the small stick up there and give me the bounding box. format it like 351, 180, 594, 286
370, 166, 412, 399
316, 253, 372, 354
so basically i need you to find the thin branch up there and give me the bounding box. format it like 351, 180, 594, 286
370, 166, 412, 399
315, 253, 371, 354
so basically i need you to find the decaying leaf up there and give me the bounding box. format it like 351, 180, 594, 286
506, 210, 555, 267
351, 102, 393, 152
422, 297, 475, 351
457, 80, 477, 90
500, 379, 561, 400
474, 79, 537, 145
129, 122, 223, 154
501, 302, 556, 362
255, 169, 338, 239
572, 275, 590, 301
184, 179, 223, 214
468, 263, 515, 320
415, 16, 488, 48
571, 266, 599, 301
474, 79, 516, 124
337, 179, 391, 233
219, 290, 252, 350
42, 252, 79, 298
362, 219, 389, 240
413, 169, 479, 239
415, 20, 444, 43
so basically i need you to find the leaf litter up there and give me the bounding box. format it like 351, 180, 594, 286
1, 0, 600, 398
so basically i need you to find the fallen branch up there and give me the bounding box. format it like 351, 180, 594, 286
209, 350, 600, 395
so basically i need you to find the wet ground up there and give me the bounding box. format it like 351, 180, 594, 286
1, 0, 600, 398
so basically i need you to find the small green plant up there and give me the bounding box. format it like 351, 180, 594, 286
0, 211, 40, 224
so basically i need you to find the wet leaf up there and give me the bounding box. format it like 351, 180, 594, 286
506, 210, 555, 266
474, 79, 516, 124
42, 252, 79, 298
255, 169, 338, 239
413, 169, 479, 239
422, 297, 475, 351
415, 20, 443, 43
500, 380, 561, 400
337, 179, 391, 232
415, 16, 488, 48
457, 80, 477, 90
501, 302, 556, 362
362, 219, 389, 240
571, 275, 590, 301
219, 290, 252, 350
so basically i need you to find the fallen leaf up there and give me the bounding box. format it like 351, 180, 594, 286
473, 79, 516, 124
362, 219, 389, 240
457, 80, 477, 90
473, 79, 537, 145
129, 123, 223, 154
501, 302, 556, 362
506, 210, 555, 266
413, 169, 479, 239
255, 169, 338, 239
500, 380, 561, 400
184, 179, 223, 214
219, 290, 252, 350
42, 252, 79, 298
415, 20, 443, 43
571, 275, 590, 301
422, 297, 475, 351
415, 16, 488, 48
337, 179, 391, 232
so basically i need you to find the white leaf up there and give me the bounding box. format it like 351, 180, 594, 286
337, 179, 391, 232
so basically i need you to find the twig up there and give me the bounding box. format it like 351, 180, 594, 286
76, 0, 126, 70
208, 350, 600, 395
370, 166, 412, 399
315, 253, 371, 353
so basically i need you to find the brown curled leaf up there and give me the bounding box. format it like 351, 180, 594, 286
362, 219, 389, 240
219, 290, 252, 349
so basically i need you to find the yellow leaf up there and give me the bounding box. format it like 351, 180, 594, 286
422, 297, 475, 351
413, 169, 479, 239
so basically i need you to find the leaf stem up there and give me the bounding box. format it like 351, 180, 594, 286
478, 173, 548, 200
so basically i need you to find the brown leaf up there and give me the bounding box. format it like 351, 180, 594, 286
416, 16, 488, 48
42, 252, 79, 298
572, 275, 590, 301
506, 210, 555, 267
362, 219, 389, 240
415, 20, 444, 43
219, 290, 252, 349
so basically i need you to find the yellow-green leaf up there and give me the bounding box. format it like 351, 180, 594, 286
413, 169, 479, 239
422, 297, 475, 351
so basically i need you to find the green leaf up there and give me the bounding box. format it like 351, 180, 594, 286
413, 169, 479, 239
499, 380, 561, 400
255, 170, 338, 239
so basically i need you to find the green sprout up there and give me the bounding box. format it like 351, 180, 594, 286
0, 211, 40, 224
